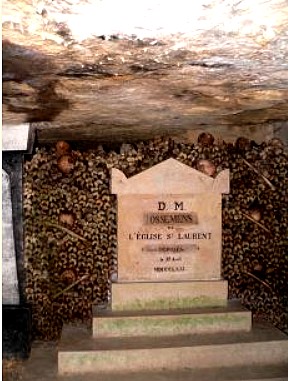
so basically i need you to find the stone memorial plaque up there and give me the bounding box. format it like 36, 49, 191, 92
2, 124, 30, 151
112, 159, 229, 282
2, 170, 20, 304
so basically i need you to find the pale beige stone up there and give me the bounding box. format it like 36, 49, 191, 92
111, 280, 228, 311
93, 301, 252, 338
93, 311, 251, 337
111, 159, 229, 282
58, 322, 288, 375
117, 194, 222, 281
112, 158, 229, 195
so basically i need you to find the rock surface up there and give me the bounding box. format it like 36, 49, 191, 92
2, 0, 288, 143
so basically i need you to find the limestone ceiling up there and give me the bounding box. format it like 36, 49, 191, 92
2, 0, 288, 142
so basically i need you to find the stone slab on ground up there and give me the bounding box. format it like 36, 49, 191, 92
58, 321, 288, 375
6, 342, 288, 381
93, 299, 251, 338
111, 280, 228, 311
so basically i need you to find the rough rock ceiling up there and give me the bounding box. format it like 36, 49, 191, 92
2, 0, 288, 143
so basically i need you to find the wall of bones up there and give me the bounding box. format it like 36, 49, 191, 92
23, 134, 287, 340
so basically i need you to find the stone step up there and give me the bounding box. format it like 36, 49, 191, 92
112, 279, 228, 311
58, 369, 288, 381
18, 342, 288, 380
93, 299, 252, 338
58, 321, 288, 375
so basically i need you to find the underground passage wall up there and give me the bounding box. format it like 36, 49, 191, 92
23, 133, 287, 340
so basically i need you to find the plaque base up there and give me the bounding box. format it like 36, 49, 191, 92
111, 280, 228, 311
2, 304, 32, 359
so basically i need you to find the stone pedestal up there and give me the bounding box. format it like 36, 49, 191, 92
57, 158, 288, 377
111, 280, 228, 311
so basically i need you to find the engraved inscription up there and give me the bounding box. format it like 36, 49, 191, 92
2, 124, 30, 151
142, 244, 200, 253
146, 212, 198, 225
158, 201, 184, 211
154, 266, 185, 272
117, 194, 220, 280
